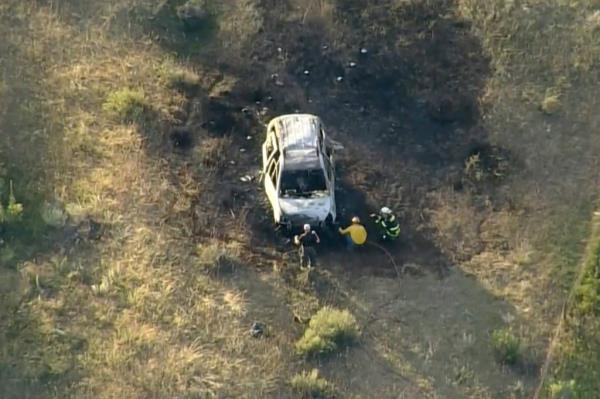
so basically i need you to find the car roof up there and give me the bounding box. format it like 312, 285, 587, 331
270, 114, 321, 152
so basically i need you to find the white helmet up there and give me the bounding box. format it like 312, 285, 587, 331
303, 224, 311, 232
381, 207, 392, 215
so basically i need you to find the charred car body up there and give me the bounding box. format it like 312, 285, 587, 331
261, 114, 338, 231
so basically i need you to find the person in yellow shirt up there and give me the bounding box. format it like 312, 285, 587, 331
338, 216, 367, 249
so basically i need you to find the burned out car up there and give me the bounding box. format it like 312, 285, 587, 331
261, 114, 338, 231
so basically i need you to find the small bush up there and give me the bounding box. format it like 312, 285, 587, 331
491, 328, 521, 365
295, 307, 359, 357
290, 369, 336, 399
541, 93, 561, 114
103, 88, 146, 121
548, 379, 577, 399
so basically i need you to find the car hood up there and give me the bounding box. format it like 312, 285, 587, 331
278, 196, 332, 221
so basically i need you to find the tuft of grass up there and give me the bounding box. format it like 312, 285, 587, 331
102, 88, 147, 121
295, 306, 359, 357
290, 369, 336, 399
464, 153, 484, 182
541, 93, 561, 115
491, 327, 521, 365
158, 60, 200, 92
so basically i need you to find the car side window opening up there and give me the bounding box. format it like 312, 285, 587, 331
279, 169, 327, 197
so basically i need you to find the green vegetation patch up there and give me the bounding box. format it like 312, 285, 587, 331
573, 219, 600, 316
290, 369, 336, 399
552, 211, 600, 397
491, 327, 521, 365
0, 180, 24, 225
548, 379, 577, 399
295, 307, 359, 357
102, 88, 147, 121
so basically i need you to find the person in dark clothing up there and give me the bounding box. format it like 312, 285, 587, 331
294, 224, 321, 268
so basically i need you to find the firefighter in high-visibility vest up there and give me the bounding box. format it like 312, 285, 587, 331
370, 207, 400, 241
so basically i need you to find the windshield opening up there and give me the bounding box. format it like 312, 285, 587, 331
280, 169, 327, 197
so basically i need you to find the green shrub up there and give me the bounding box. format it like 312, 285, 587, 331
290, 369, 336, 399
103, 88, 146, 121
295, 306, 359, 357
491, 328, 521, 365
548, 379, 577, 399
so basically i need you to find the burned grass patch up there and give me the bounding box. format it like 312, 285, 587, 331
169, 127, 194, 150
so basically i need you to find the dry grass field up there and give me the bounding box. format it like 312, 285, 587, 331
1, 0, 599, 398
